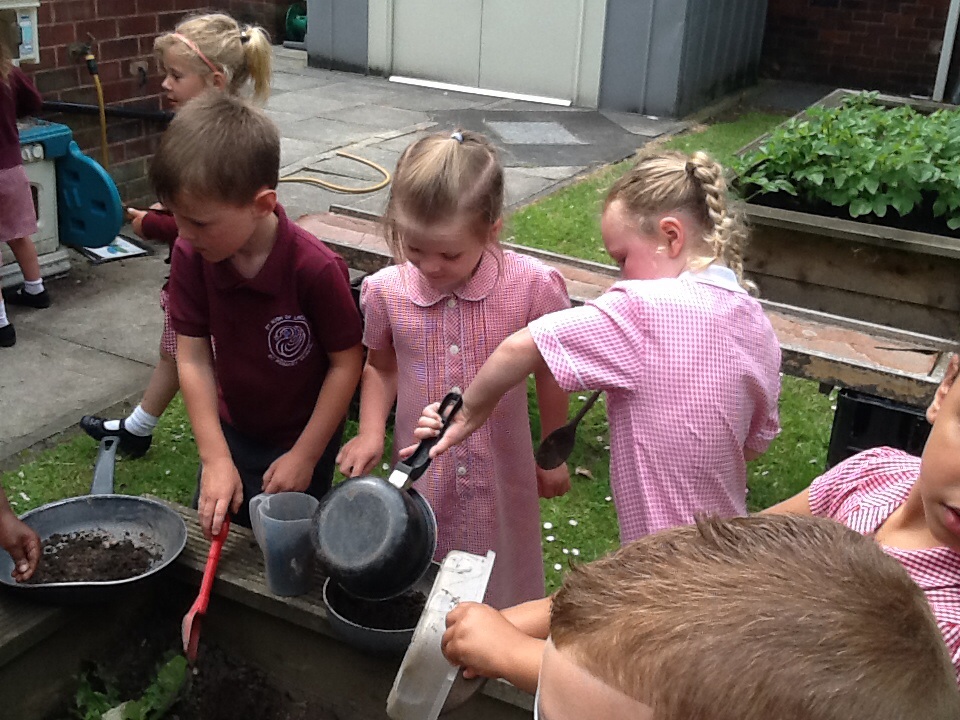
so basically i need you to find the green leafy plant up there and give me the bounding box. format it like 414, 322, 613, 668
72, 655, 188, 720
732, 92, 960, 229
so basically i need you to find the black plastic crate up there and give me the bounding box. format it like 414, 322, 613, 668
826, 389, 931, 469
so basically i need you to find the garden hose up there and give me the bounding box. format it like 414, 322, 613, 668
279, 150, 391, 194
83, 48, 110, 170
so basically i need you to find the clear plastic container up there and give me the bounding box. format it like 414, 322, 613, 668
387, 550, 495, 720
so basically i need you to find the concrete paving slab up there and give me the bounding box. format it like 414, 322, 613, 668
266, 90, 360, 116
503, 168, 561, 209
279, 116, 373, 147
270, 72, 340, 93
600, 111, 687, 138
280, 137, 337, 168
315, 104, 430, 130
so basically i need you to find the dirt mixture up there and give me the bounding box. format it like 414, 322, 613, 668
25, 530, 160, 584
328, 585, 427, 631
169, 645, 336, 720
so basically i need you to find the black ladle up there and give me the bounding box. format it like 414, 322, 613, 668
535, 391, 602, 470
313, 392, 462, 600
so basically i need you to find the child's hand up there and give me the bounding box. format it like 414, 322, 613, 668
536, 464, 571, 499
124, 207, 148, 238
198, 458, 244, 539
0, 511, 40, 582
262, 449, 315, 494
442, 602, 530, 680
336, 433, 385, 478
399, 401, 478, 460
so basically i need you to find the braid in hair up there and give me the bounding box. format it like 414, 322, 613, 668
687, 152, 756, 295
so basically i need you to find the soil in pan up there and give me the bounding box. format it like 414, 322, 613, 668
328, 584, 426, 630
24, 530, 160, 584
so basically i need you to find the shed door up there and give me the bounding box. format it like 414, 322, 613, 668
390, 0, 585, 102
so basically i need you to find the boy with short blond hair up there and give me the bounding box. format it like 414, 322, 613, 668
445, 515, 960, 720
159, 92, 363, 538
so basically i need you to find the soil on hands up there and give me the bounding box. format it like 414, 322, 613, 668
25, 530, 160, 584
328, 585, 426, 630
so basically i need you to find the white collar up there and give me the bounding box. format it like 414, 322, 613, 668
679, 263, 746, 294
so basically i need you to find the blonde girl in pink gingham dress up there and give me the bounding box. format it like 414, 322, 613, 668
416, 151, 782, 545
337, 130, 572, 608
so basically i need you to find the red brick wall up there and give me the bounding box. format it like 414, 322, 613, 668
762, 0, 950, 96
20, 0, 287, 206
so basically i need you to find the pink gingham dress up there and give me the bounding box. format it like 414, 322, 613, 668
361, 248, 571, 608
529, 264, 782, 543
809, 447, 960, 683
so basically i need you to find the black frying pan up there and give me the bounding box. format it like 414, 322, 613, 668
0, 437, 188, 602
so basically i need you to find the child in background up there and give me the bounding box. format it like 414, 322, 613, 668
0, 33, 51, 348
414, 151, 782, 544
336, 130, 571, 608
0, 485, 39, 582
161, 93, 363, 538
766, 351, 960, 681
445, 515, 960, 720
80, 13, 272, 456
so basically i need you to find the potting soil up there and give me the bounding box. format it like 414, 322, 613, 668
25, 530, 160, 584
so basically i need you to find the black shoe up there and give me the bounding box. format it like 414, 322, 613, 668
79, 416, 152, 458
5, 287, 51, 309
0, 324, 14, 347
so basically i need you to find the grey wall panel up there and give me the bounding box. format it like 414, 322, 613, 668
598, 0, 655, 113
306, 0, 370, 74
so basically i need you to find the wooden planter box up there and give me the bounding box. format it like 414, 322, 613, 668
739, 90, 960, 339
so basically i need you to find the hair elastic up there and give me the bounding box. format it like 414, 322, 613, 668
450, 131, 464, 143
685, 160, 697, 178
171, 33, 220, 75
240, 29, 250, 44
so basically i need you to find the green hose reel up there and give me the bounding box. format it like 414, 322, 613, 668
286, 2, 307, 43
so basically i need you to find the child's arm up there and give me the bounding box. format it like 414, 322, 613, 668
262, 343, 364, 493
412, 328, 547, 459
0, 487, 40, 582
502, 596, 553, 638
177, 334, 243, 538
761, 488, 812, 516
337, 346, 399, 478
442, 601, 547, 694
534, 369, 571, 498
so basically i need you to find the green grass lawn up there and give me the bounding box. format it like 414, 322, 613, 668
2, 110, 837, 594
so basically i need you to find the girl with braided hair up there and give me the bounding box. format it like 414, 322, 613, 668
412, 150, 782, 545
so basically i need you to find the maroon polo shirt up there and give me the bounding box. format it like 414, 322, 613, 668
168, 204, 362, 450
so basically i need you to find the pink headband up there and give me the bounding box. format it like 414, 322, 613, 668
171, 33, 220, 75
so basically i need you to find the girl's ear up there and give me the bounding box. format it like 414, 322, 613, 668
210, 71, 227, 91
658, 216, 685, 258
486, 217, 503, 244
928, 353, 960, 424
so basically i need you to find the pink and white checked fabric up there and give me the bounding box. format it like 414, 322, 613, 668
529, 265, 782, 543
809, 446, 960, 683
361, 248, 571, 608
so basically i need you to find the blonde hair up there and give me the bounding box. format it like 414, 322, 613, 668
383, 130, 503, 261
154, 13, 272, 104
607, 150, 755, 293
551, 514, 959, 720
150, 92, 279, 205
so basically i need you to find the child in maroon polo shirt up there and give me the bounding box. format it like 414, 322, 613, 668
160, 92, 363, 538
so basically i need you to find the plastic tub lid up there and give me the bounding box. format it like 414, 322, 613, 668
387, 550, 495, 720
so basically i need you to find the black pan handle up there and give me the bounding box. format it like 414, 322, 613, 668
91, 436, 119, 495
393, 391, 463, 485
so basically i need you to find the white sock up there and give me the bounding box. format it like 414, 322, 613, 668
23, 279, 44, 295
0, 300, 8, 328
124, 404, 159, 437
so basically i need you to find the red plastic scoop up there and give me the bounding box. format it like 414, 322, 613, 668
182, 517, 230, 663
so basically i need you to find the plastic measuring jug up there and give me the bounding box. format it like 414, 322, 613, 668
249, 492, 319, 597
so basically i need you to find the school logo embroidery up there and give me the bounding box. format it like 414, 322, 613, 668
266, 315, 313, 367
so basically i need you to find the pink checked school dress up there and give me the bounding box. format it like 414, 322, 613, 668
809, 446, 960, 683
361, 248, 571, 608
529, 264, 782, 544
0, 67, 42, 243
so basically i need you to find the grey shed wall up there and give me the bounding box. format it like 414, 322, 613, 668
600, 0, 768, 117
306, 0, 369, 74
